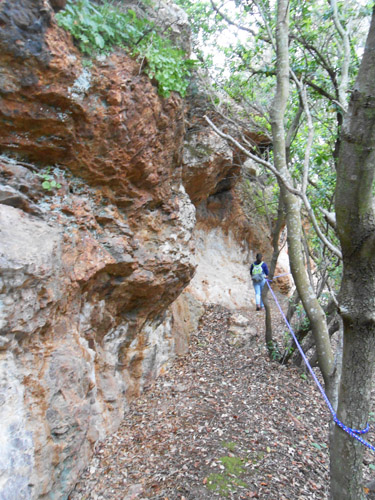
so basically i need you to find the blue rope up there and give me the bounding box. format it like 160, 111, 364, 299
266, 278, 375, 452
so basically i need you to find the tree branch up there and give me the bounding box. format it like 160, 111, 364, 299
205, 115, 343, 259
204, 114, 299, 194
330, 0, 350, 110
301, 192, 342, 258
210, 0, 259, 36
290, 72, 313, 195
254, 0, 276, 50
291, 34, 338, 87
320, 207, 337, 230
285, 101, 303, 155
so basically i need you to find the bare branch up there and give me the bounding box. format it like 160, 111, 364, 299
320, 208, 337, 230
204, 114, 299, 194
301, 192, 342, 258
291, 34, 338, 87
327, 282, 340, 309
196, 72, 271, 142
304, 78, 337, 102
289, 72, 342, 257
205, 115, 343, 259
330, 0, 350, 110
285, 102, 303, 152
210, 0, 258, 36
302, 225, 314, 287
254, 0, 276, 50
290, 71, 313, 195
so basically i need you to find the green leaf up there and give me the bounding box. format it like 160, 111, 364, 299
94, 33, 105, 49
56, 0, 196, 96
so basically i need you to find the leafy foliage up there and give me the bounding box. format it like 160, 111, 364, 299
267, 340, 282, 362
294, 303, 310, 331
37, 168, 62, 192
56, 0, 196, 97
138, 36, 196, 97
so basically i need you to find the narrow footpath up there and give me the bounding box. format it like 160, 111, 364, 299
70, 303, 375, 500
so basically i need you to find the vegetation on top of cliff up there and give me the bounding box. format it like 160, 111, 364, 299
56, 0, 196, 97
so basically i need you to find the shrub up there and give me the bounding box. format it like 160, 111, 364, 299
56, 0, 196, 97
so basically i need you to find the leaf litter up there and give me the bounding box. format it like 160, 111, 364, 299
69, 300, 375, 500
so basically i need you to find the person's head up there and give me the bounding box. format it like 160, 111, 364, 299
255, 253, 262, 263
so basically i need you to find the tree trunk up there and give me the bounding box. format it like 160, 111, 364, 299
264, 197, 285, 358
270, 0, 336, 393
330, 324, 375, 499
331, 7, 375, 499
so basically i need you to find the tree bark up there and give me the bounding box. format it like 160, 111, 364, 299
331, 7, 375, 499
270, 0, 336, 393
264, 197, 285, 358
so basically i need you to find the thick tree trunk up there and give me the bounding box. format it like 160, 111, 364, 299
331, 7, 375, 499
330, 324, 375, 499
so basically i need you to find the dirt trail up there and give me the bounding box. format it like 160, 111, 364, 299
69, 302, 375, 500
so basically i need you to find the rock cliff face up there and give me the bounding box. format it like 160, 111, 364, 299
0, 1, 277, 499
0, 1, 197, 497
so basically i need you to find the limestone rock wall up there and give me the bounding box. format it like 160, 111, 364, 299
0, 168, 197, 499
0, 1, 198, 498
181, 135, 290, 309
0, 1, 280, 499
185, 188, 274, 311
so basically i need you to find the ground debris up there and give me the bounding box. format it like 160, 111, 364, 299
69, 303, 375, 500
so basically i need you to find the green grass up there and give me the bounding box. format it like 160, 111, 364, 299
206, 455, 248, 497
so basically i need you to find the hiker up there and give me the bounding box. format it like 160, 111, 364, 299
250, 253, 269, 311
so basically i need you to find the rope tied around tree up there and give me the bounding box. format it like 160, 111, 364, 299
266, 276, 375, 452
